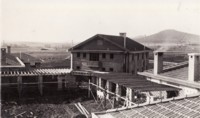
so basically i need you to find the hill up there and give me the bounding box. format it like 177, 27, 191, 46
134, 29, 200, 45
133, 29, 200, 52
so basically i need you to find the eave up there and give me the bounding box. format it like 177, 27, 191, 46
138, 71, 200, 89
70, 50, 125, 53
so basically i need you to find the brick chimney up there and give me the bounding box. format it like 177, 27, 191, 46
7, 46, 11, 54
154, 51, 163, 75
188, 53, 200, 82
1, 48, 6, 64
119, 33, 126, 48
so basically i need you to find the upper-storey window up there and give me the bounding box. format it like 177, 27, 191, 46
109, 68, 113, 72
90, 53, 99, 61
132, 54, 134, 61
137, 53, 139, 60
142, 53, 144, 59
102, 53, 106, 59
110, 54, 114, 59
77, 52, 80, 58
102, 68, 106, 71
83, 53, 86, 58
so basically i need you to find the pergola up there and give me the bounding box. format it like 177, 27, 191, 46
1, 68, 72, 97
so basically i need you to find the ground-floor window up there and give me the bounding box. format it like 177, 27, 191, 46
76, 66, 80, 70
109, 68, 113, 72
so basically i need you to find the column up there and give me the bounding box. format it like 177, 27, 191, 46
38, 75, 43, 95
106, 81, 110, 99
57, 75, 62, 91
98, 77, 102, 88
134, 54, 137, 74
126, 88, 129, 107
17, 76, 22, 98
116, 84, 121, 101
88, 79, 91, 98
126, 88, 133, 107
65, 75, 68, 88
129, 88, 133, 106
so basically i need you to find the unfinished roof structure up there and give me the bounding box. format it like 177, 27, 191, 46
1, 68, 71, 77
93, 72, 180, 92
12, 53, 42, 64
91, 52, 200, 118
139, 52, 200, 90
93, 94, 200, 118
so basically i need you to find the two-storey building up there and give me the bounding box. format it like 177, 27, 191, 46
69, 33, 151, 74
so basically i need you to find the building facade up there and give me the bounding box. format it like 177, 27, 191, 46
69, 33, 151, 74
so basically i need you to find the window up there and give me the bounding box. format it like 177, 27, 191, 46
110, 54, 114, 59
76, 66, 80, 70
83, 53, 86, 58
109, 68, 113, 72
142, 53, 144, 59
89, 53, 99, 61
97, 39, 103, 45
102, 68, 105, 71
77, 53, 80, 58
102, 53, 106, 59
137, 54, 139, 60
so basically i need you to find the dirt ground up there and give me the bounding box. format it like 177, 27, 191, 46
1, 87, 113, 118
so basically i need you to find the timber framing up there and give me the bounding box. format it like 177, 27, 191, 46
1, 68, 71, 77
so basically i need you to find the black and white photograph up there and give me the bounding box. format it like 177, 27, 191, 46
1, 0, 200, 117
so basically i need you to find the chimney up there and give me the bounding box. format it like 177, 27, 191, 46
188, 53, 200, 82
70, 53, 73, 70
119, 33, 126, 48
154, 51, 163, 75
7, 46, 11, 54
1, 48, 6, 64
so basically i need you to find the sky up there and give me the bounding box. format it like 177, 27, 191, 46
1, 0, 200, 43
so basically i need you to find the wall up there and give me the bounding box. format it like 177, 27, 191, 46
128, 52, 149, 74
72, 52, 124, 72
71, 36, 150, 73
72, 51, 149, 73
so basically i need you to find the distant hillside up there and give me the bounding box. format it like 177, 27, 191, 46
133, 29, 200, 52
134, 29, 200, 45
3, 41, 72, 53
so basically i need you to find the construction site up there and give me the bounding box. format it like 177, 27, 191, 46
1, 33, 200, 118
